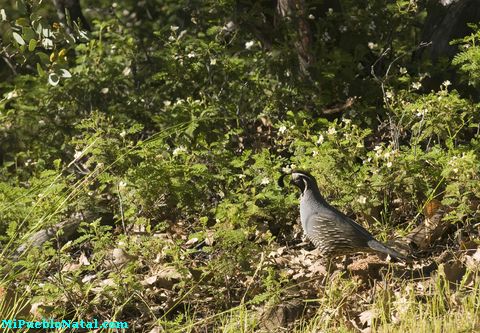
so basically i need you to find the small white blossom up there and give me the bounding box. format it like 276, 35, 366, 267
118, 181, 127, 188
342, 118, 351, 124
6, 90, 18, 100
260, 177, 270, 185
74, 150, 83, 159
317, 134, 324, 145
122, 67, 131, 76
210, 58, 217, 65
168, 35, 176, 42
173, 146, 187, 156
120, 130, 126, 138
357, 196, 367, 204
163, 100, 172, 107
187, 51, 196, 58
339, 25, 347, 33
385, 91, 393, 99
386, 161, 393, 168
170, 25, 179, 32
178, 30, 187, 40
278, 125, 287, 134
442, 80, 451, 87
327, 127, 336, 135
399, 67, 407, 75
412, 82, 422, 90
328, 8, 333, 14
416, 108, 428, 117
321, 32, 331, 42
245, 40, 255, 49
101, 87, 109, 94
223, 21, 235, 32
368, 42, 377, 50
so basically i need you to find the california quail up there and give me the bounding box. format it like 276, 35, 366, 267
279, 170, 406, 260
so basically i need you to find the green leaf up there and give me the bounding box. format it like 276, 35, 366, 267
36, 63, 45, 76
15, 18, 29, 27
12, 32, 25, 45
28, 39, 37, 51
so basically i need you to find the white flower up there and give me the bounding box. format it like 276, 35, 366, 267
210, 58, 217, 65
122, 66, 131, 76
321, 32, 331, 42
442, 80, 451, 87
368, 42, 377, 49
357, 196, 367, 204
260, 177, 270, 185
74, 150, 83, 159
6, 90, 18, 99
281, 166, 292, 174
187, 51, 196, 58
385, 91, 393, 99
101, 87, 109, 94
416, 108, 428, 117
278, 125, 287, 134
308, 14, 315, 20
412, 82, 422, 90
342, 118, 351, 124
245, 40, 255, 49
178, 30, 187, 39
168, 35, 176, 42
170, 25, 179, 32
173, 146, 187, 156
120, 130, 126, 138
399, 67, 407, 74
163, 100, 172, 107
339, 25, 347, 33
327, 127, 336, 135
118, 181, 127, 188
223, 21, 235, 32
317, 134, 324, 144
386, 161, 393, 168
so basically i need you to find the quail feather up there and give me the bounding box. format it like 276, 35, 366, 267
279, 170, 406, 260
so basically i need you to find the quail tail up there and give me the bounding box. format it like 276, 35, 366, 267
367, 239, 407, 260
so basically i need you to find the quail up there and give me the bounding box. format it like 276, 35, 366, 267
279, 170, 406, 260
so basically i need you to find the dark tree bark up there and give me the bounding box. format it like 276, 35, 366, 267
52, 0, 90, 32
420, 0, 480, 60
